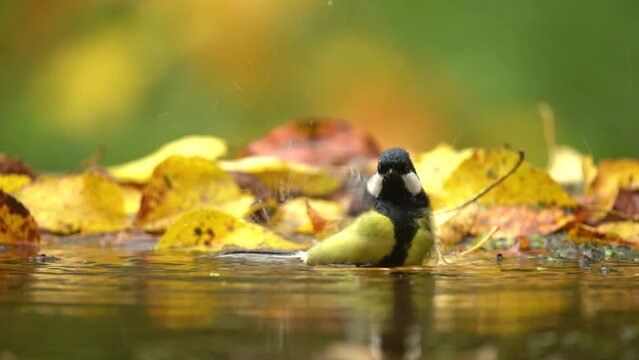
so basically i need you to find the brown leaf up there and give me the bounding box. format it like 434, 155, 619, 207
0, 154, 36, 178
241, 118, 380, 166
472, 205, 574, 239
0, 190, 40, 247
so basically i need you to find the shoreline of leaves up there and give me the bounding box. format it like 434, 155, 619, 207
1, 119, 638, 261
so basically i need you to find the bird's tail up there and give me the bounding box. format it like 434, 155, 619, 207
217, 249, 308, 262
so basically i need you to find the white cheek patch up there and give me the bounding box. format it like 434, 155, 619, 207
366, 173, 383, 197
402, 172, 423, 196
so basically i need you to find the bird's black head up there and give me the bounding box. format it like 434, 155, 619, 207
367, 147, 429, 210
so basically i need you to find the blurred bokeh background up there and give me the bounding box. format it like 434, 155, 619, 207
1, 1, 637, 171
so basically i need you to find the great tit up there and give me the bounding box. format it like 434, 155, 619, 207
304, 147, 434, 267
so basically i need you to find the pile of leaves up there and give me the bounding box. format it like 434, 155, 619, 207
1, 119, 638, 260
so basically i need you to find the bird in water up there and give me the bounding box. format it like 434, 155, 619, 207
303, 147, 435, 267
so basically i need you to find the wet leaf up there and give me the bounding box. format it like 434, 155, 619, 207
0, 190, 40, 247
587, 159, 639, 210
156, 209, 305, 251
108, 135, 227, 183
440, 148, 575, 208
15, 172, 129, 235
471, 205, 575, 239
273, 197, 346, 236
220, 156, 341, 197
242, 118, 380, 166
136, 156, 254, 232
0, 174, 32, 194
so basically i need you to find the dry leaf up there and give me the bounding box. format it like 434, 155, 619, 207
0, 174, 32, 194
273, 197, 346, 236
0, 154, 36, 178
471, 205, 574, 239
587, 158, 639, 210
108, 135, 227, 183
441, 148, 575, 208
242, 118, 380, 166
413, 143, 469, 204
0, 190, 40, 246
156, 209, 305, 251
136, 156, 254, 232
596, 221, 639, 247
15, 172, 129, 234
220, 156, 341, 197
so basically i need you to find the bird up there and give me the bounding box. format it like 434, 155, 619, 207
303, 147, 435, 267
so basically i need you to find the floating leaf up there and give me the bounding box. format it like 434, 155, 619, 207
156, 209, 305, 251
273, 197, 346, 236
587, 159, 639, 210
220, 156, 341, 197
136, 156, 254, 232
440, 148, 575, 208
108, 135, 227, 183
242, 118, 380, 166
0, 190, 40, 247
0, 174, 32, 194
15, 172, 129, 234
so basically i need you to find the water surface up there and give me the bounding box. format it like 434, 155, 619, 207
1, 239, 638, 359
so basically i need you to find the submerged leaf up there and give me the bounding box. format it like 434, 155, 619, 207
242, 118, 380, 166
157, 209, 305, 251
0, 190, 40, 246
220, 156, 341, 197
136, 156, 254, 232
0, 174, 32, 194
108, 135, 227, 183
15, 172, 129, 234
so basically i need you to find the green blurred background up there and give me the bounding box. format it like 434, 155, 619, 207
1, 1, 637, 171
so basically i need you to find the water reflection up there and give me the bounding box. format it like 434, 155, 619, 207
0, 244, 638, 359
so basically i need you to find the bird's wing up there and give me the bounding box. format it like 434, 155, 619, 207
305, 210, 395, 265
404, 213, 435, 266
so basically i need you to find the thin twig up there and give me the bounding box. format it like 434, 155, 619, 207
458, 226, 499, 256
435, 149, 525, 215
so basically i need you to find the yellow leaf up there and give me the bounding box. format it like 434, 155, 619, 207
108, 135, 227, 183
136, 156, 254, 232
156, 209, 305, 251
587, 159, 639, 210
273, 197, 346, 235
547, 145, 595, 187
413, 143, 470, 208
440, 148, 575, 208
220, 156, 341, 197
0, 174, 32, 194
596, 221, 639, 247
0, 190, 40, 246
121, 185, 142, 216
15, 172, 129, 235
